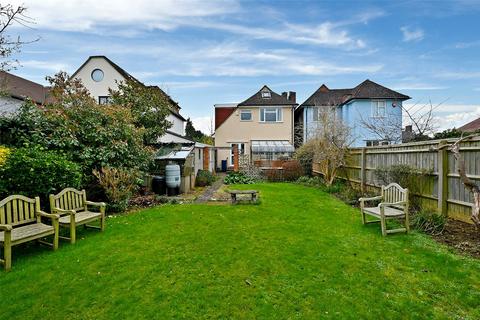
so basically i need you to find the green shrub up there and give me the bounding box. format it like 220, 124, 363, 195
412, 211, 446, 235
93, 167, 140, 213
224, 171, 255, 185
0, 147, 82, 203
196, 170, 215, 187
294, 142, 315, 176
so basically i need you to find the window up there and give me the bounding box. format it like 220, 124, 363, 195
313, 107, 319, 121
240, 110, 252, 121
261, 91, 271, 98
260, 107, 282, 122
198, 149, 201, 160
98, 96, 111, 105
91, 69, 104, 82
366, 140, 389, 147
372, 100, 386, 118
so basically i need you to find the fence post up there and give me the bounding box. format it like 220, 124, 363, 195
437, 140, 449, 216
360, 147, 367, 193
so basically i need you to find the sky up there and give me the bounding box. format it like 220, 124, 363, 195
6, 0, 480, 134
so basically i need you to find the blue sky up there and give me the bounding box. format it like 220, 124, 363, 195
8, 0, 480, 133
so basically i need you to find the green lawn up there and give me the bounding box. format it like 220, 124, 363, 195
1, 183, 480, 319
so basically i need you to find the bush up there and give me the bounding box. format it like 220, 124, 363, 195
0, 145, 10, 166
196, 170, 215, 187
412, 211, 446, 235
294, 142, 315, 176
0, 147, 82, 203
224, 171, 255, 185
93, 167, 140, 213
282, 160, 304, 181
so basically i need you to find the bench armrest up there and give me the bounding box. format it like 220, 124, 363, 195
359, 195, 382, 203
52, 207, 76, 216
85, 200, 106, 208
380, 201, 407, 207
37, 210, 60, 220
0, 224, 12, 231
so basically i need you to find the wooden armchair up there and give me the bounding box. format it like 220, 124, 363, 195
49, 188, 106, 244
359, 183, 410, 236
0, 195, 59, 271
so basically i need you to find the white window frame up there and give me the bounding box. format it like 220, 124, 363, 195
371, 100, 386, 118
240, 109, 252, 121
261, 91, 271, 98
260, 107, 282, 123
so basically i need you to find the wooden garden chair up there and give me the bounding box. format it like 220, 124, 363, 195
0, 195, 59, 271
49, 188, 106, 244
359, 183, 410, 236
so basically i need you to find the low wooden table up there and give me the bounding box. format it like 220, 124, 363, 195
227, 190, 258, 204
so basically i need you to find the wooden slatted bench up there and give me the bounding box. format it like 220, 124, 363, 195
359, 183, 410, 237
227, 190, 258, 204
49, 188, 106, 244
0, 195, 59, 271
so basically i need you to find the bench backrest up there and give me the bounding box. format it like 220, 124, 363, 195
49, 188, 86, 212
0, 195, 40, 226
381, 183, 408, 209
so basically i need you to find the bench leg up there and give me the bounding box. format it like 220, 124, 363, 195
53, 220, 59, 250
70, 221, 76, 244
404, 213, 410, 233
100, 213, 106, 232
361, 209, 366, 225
380, 217, 387, 237
252, 193, 257, 202
3, 235, 11, 271
231, 194, 236, 204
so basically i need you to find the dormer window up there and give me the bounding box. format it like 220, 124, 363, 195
261, 91, 271, 98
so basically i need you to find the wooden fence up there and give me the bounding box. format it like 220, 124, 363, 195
313, 136, 480, 223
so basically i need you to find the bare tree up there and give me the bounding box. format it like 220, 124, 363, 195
0, 3, 37, 71
450, 135, 480, 229
359, 99, 446, 143
308, 106, 353, 185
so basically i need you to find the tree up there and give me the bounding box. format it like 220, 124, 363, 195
0, 72, 153, 180
308, 106, 353, 185
109, 80, 172, 144
0, 4, 38, 71
185, 117, 208, 142
359, 100, 442, 143
450, 136, 480, 228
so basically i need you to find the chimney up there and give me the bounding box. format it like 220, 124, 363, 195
282, 92, 288, 100
288, 91, 296, 104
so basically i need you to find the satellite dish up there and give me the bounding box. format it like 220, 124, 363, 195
392, 102, 397, 108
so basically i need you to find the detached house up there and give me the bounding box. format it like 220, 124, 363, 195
214, 85, 297, 170
295, 80, 410, 147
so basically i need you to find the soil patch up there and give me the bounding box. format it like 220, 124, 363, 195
433, 219, 480, 258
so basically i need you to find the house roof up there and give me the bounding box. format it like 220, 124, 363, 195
0, 71, 50, 105
298, 79, 410, 110
459, 117, 480, 132
238, 85, 297, 106
215, 105, 237, 130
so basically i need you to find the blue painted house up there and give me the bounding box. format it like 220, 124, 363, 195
295, 80, 410, 147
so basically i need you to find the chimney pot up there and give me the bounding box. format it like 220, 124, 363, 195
282, 92, 288, 99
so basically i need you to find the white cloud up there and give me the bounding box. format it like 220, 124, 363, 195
20, 59, 70, 72
400, 26, 424, 42
403, 103, 480, 131
391, 83, 448, 90
436, 71, 480, 79
11, 0, 238, 31
192, 116, 214, 135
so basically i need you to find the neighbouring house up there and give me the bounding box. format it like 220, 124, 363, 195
458, 117, 480, 133
0, 71, 50, 116
295, 80, 410, 147
214, 85, 297, 170
72, 56, 214, 192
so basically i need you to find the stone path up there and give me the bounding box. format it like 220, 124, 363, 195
195, 173, 226, 203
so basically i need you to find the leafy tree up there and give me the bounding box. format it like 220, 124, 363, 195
185, 117, 204, 141
109, 80, 172, 144
0, 72, 154, 182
